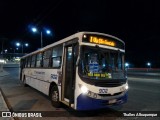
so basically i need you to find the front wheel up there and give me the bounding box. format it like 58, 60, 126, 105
50, 86, 61, 108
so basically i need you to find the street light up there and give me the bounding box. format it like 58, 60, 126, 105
25, 43, 29, 47
16, 43, 20, 47
147, 62, 151, 68
31, 26, 52, 48
4, 49, 7, 53
125, 62, 129, 69
16, 42, 29, 53
46, 30, 51, 34
31, 27, 37, 32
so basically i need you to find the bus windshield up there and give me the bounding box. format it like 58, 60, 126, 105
79, 46, 126, 80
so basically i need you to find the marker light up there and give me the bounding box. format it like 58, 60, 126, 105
80, 85, 88, 94
83, 35, 87, 38
125, 84, 129, 90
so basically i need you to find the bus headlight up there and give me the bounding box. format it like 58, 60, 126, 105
120, 83, 129, 91
80, 85, 88, 94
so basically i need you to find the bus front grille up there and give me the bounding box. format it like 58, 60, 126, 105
94, 82, 123, 87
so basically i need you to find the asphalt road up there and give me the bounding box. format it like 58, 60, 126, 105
0, 68, 160, 120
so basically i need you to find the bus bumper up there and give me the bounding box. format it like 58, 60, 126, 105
76, 92, 128, 110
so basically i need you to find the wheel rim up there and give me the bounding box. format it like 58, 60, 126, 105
52, 91, 58, 102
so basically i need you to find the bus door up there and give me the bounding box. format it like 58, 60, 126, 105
62, 42, 78, 107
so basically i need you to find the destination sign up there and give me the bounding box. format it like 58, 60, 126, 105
89, 36, 115, 47
82, 34, 125, 49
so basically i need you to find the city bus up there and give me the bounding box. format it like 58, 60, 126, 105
20, 32, 128, 110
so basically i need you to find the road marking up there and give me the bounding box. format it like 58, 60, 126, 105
128, 77, 160, 84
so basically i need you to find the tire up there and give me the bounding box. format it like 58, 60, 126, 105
50, 86, 61, 108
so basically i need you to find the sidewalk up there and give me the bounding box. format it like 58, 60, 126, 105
0, 89, 14, 120
0, 70, 9, 77
0, 67, 13, 119
0, 89, 10, 111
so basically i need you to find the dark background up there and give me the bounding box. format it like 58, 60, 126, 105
0, 0, 160, 67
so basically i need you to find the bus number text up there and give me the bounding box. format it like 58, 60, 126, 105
99, 89, 108, 94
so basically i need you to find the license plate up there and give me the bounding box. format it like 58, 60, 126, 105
109, 99, 117, 104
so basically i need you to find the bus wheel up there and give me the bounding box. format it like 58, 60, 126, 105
50, 86, 61, 108
23, 76, 28, 87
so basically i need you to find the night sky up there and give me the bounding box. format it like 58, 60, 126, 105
0, 0, 160, 67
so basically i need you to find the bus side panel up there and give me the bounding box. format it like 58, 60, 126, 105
23, 68, 61, 97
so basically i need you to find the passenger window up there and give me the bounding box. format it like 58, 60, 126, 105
52, 45, 63, 68
36, 53, 43, 67
43, 49, 52, 67
31, 55, 36, 67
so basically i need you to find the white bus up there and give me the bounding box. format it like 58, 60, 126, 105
20, 32, 128, 110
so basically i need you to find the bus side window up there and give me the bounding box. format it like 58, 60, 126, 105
52, 45, 63, 68
36, 53, 43, 67
25, 58, 28, 68
31, 55, 36, 67
43, 49, 52, 68
52, 57, 61, 68
27, 56, 31, 67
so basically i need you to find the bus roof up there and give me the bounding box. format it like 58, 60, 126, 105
21, 31, 124, 59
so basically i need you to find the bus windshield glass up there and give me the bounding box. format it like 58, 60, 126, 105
79, 46, 126, 80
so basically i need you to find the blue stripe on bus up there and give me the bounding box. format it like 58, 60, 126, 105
76, 92, 128, 110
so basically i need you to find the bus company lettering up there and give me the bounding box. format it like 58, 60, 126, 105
34, 71, 45, 75
2, 112, 42, 117
89, 36, 115, 47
